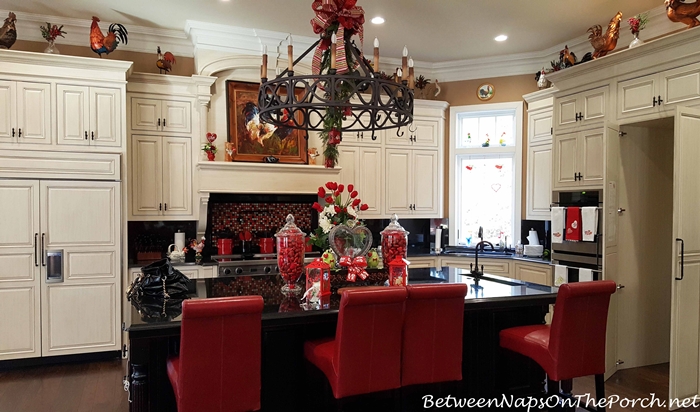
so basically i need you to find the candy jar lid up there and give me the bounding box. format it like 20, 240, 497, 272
380, 214, 410, 236
275, 214, 306, 238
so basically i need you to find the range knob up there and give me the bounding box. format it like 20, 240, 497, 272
264, 266, 271, 274
223, 268, 231, 276
235, 267, 244, 275
274, 266, 280, 273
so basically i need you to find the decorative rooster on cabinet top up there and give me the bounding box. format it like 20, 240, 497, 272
587, 11, 623, 59
156, 47, 176, 74
666, 0, 700, 28
90, 16, 128, 57
0, 12, 17, 50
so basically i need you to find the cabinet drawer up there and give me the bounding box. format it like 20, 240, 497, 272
439, 257, 512, 277
514, 262, 552, 286
408, 257, 438, 269
179, 269, 199, 280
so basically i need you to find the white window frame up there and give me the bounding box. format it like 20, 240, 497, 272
448, 101, 523, 246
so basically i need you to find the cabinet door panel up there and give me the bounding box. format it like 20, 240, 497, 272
515, 263, 552, 286
617, 74, 656, 118
527, 144, 552, 220
529, 110, 553, 145
412, 150, 439, 216
162, 137, 192, 216
337, 146, 359, 188
664, 63, 700, 106
358, 147, 382, 217
131, 136, 163, 216
16, 82, 51, 144
582, 88, 607, 122
557, 96, 578, 128
0, 81, 16, 142
386, 125, 411, 146
553, 132, 578, 188
162, 100, 191, 133
385, 149, 412, 213
66, 251, 116, 280
580, 129, 604, 187
131, 98, 161, 132
57, 85, 90, 146
91, 88, 121, 147
0, 287, 40, 359
412, 117, 440, 147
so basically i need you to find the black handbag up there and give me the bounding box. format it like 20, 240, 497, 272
131, 296, 185, 322
127, 259, 191, 301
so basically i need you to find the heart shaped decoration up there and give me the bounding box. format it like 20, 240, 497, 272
491, 183, 501, 193
328, 224, 373, 259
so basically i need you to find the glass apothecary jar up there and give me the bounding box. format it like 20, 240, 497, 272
380, 214, 409, 269
275, 214, 306, 293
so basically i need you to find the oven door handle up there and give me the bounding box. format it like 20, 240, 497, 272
676, 238, 685, 281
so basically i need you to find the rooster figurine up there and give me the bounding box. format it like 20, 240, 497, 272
666, 0, 700, 28
587, 11, 623, 59
0, 12, 17, 50
90, 16, 128, 57
156, 47, 176, 74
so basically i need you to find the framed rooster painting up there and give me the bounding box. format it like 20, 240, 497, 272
226, 81, 308, 164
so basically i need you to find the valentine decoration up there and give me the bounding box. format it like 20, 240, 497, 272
587, 11, 623, 59
308, 181, 369, 251
275, 214, 306, 293
666, 0, 700, 29
304, 258, 331, 303
628, 12, 649, 49
338, 255, 369, 282
202, 132, 217, 161
90, 16, 128, 57
257, 0, 414, 168
0, 12, 17, 50
40, 22, 66, 54
380, 214, 409, 269
388, 256, 410, 287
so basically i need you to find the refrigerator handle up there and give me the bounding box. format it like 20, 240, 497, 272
676, 238, 685, 281
41, 233, 46, 267
34, 233, 38, 267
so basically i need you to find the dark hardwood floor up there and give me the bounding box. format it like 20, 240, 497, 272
0, 360, 691, 412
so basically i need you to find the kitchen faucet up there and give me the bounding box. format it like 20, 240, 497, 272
470, 240, 494, 277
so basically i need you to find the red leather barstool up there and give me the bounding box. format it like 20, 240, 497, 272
499, 280, 616, 411
167, 296, 264, 412
304, 287, 407, 402
402, 283, 467, 386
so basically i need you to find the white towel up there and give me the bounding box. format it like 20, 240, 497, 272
578, 268, 594, 282
551, 207, 565, 244
582, 207, 598, 242
554, 265, 568, 286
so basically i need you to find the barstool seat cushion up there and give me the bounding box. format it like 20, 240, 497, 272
499, 324, 555, 377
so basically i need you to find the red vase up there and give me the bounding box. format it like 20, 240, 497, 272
206, 151, 216, 161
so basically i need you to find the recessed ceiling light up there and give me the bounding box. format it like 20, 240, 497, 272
371, 16, 385, 25
495, 35, 508, 42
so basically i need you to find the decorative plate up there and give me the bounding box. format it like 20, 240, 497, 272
477, 83, 495, 101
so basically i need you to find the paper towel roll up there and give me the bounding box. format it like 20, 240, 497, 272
174, 231, 186, 252
435, 228, 442, 251
527, 229, 540, 246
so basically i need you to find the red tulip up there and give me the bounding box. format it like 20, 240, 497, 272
312, 202, 323, 212
334, 190, 340, 197
325, 196, 334, 204
348, 184, 354, 192
360, 204, 369, 211
325, 182, 335, 190
334, 205, 341, 213
350, 190, 358, 198
317, 187, 325, 197
352, 198, 361, 207
338, 184, 344, 193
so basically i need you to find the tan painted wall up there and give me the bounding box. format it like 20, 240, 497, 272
11, 40, 196, 76
439, 74, 539, 219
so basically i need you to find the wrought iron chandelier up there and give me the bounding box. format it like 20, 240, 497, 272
257, 38, 415, 141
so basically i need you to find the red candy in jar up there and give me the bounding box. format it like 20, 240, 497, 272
380, 214, 409, 269
275, 214, 306, 293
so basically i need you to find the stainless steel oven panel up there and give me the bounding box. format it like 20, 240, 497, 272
552, 252, 600, 266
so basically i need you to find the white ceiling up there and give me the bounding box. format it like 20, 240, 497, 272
1, 0, 663, 62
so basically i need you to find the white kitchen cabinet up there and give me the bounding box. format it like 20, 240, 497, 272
336, 145, 383, 217
131, 97, 191, 134
57, 85, 121, 147
386, 117, 440, 147
130, 135, 192, 219
408, 256, 438, 269
556, 86, 607, 130
617, 62, 700, 120
438, 257, 513, 278
527, 144, 552, 219
385, 149, 440, 217
553, 127, 604, 190
0, 81, 51, 145
341, 111, 383, 145
514, 261, 552, 286
529, 109, 553, 145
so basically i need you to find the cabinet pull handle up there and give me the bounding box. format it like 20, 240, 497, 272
85, 131, 88, 140
157, 118, 161, 127
34, 233, 39, 267
18, 128, 22, 137
163, 118, 166, 127
164, 203, 167, 211
676, 238, 685, 281
91, 131, 94, 140
653, 97, 657, 107
41, 233, 46, 267
658, 95, 663, 105
11, 127, 15, 137
159, 203, 162, 211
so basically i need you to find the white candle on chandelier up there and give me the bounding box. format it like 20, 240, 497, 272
330, 33, 337, 70
288, 34, 294, 72
396, 68, 403, 79
373, 37, 380, 72
408, 57, 415, 89
401, 46, 408, 81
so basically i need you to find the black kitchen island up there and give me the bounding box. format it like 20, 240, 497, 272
124, 267, 557, 412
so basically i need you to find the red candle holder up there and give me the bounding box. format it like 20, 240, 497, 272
388, 256, 410, 287
305, 258, 331, 302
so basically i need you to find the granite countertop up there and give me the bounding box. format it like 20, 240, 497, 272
406, 251, 551, 266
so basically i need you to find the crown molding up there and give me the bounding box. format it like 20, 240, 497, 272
0, 49, 132, 82
1, 9, 194, 58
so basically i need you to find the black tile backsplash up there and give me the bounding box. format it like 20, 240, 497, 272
520, 220, 550, 250
128, 221, 198, 263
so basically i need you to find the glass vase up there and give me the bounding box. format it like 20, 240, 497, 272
44, 39, 60, 54
629, 33, 643, 49
275, 214, 306, 293
380, 214, 409, 269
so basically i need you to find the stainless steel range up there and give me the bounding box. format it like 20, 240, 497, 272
214, 253, 320, 277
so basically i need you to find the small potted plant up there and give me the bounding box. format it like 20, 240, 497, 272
202, 132, 217, 161
39, 22, 66, 54
628, 12, 649, 49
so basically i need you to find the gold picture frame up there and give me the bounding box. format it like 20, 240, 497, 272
477, 83, 495, 101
